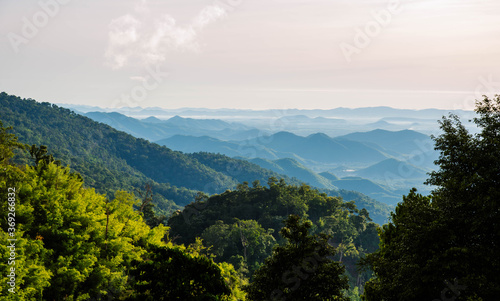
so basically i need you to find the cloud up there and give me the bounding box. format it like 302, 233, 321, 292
105, 2, 228, 69
193, 5, 227, 29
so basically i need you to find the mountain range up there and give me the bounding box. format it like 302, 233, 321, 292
84, 111, 263, 141
77, 108, 437, 206
158, 131, 390, 166
1, 92, 392, 224
61, 104, 477, 136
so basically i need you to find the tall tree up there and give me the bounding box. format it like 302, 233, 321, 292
201, 219, 276, 278
244, 215, 349, 301
362, 95, 500, 300
0, 121, 25, 165
130, 245, 232, 301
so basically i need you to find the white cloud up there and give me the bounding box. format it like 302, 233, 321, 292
192, 5, 227, 29
105, 2, 229, 69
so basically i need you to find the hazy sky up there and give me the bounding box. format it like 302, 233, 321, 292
1, 0, 499, 110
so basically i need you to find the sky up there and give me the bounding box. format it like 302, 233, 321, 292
1, 0, 500, 110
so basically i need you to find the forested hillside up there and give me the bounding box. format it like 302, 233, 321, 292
0, 93, 296, 210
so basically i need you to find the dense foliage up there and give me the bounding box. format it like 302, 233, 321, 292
168, 178, 380, 292
0, 125, 243, 300
130, 245, 231, 300
244, 215, 349, 300
362, 96, 500, 300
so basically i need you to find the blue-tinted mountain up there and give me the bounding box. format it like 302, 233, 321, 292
159, 131, 389, 165
141, 116, 164, 123
164, 115, 247, 131
157, 134, 305, 162
318, 172, 340, 181
257, 132, 388, 164
84, 111, 261, 141
337, 129, 433, 156
330, 177, 401, 205
247, 158, 337, 190
355, 158, 429, 180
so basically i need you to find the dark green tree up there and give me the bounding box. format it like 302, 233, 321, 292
362, 95, 500, 300
137, 183, 166, 228
244, 215, 349, 301
0, 121, 26, 165
361, 189, 444, 300
201, 219, 276, 278
130, 245, 231, 301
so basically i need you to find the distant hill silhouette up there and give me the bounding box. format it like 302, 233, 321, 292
84, 111, 262, 141
355, 158, 429, 181
338, 129, 433, 156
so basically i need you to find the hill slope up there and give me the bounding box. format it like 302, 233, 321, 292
247, 157, 337, 190
0, 93, 294, 207
355, 158, 429, 180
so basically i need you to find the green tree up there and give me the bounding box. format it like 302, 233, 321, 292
362, 95, 500, 300
201, 219, 276, 277
137, 183, 166, 228
0, 121, 25, 165
244, 215, 349, 301
361, 189, 443, 300
1, 159, 167, 300
29, 144, 60, 167
130, 245, 232, 301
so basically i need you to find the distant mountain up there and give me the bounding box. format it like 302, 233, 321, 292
141, 116, 165, 123
338, 129, 434, 157
164, 115, 248, 131
318, 172, 340, 181
84, 111, 264, 141
85, 111, 172, 141
55, 104, 482, 138
157, 128, 438, 205
241, 132, 387, 164
159, 135, 241, 155
157, 135, 282, 160
59, 104, 475, 120
159, 131, 389, 166
247, 158, 337, 190
278, 115, 345, 123
355, 158, 429, 182
261, 132, 389, 164
330, 177, 401, 205
275, 115, 347, 131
